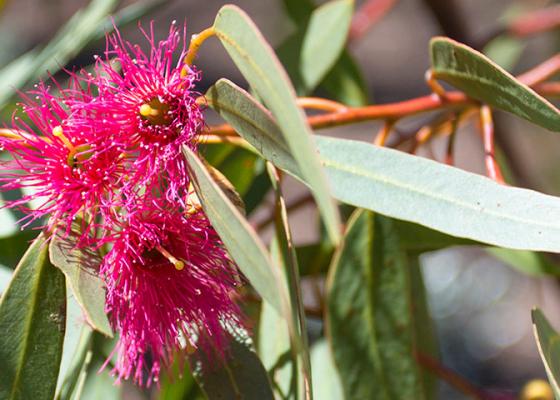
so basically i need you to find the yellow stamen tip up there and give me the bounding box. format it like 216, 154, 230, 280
52, 126, 64, 137
174, 260, 185, 271
139, 103, 153, 117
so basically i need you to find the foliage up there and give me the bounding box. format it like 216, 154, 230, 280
2, 1, 560, 399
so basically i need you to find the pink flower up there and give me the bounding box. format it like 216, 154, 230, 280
101, 201, 242, 386
0, 82, 126, 237
74, 22, 204, 204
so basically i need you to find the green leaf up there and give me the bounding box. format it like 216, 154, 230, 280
430, 37, 560, 131
258, 301, 294, 399
213, 5, 341, 244
0, 234, 67, 400
300, 0, 353, 90
192, 333, 274, 400
320, 51, 370, 106
267, 164, 312, 399
49, 226, 112, 337
203, 144, 259, 196
296, 242, 334, 276
482, 36, 525, 72
326, 211, 425, 399
281, 0, 315, 24
409, 256, 439, 399
310, 340, 344, 400
394, 220, 477, 253
487, 248, 560, 276
206, 78, 560, 252
532, 308, 560, 398
0, 230, 38, 269
158, 352, 199, 400
0, 0, 119, 109
56, 327, 93, 400
183, 146, 289, 315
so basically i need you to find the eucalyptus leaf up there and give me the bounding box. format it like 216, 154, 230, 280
0, 234, 67, 400
258, 301, 294, 399
183, 146, 289, 315
532, 308, 560, 398
310, 340, 344, 400
326, 211, 425, 399
49, 227, 112, 337
0, 230, 38, 270
56, 327, 93, 400
212, 5, 341, 244
192, 333, 274, 400
430, 37, 560, 131
300, 0, 354, 90
206, 78, 560, 252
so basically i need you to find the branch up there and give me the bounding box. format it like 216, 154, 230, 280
348, 0, 399, 42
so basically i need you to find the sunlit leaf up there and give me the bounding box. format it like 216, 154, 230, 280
326, 211, 425, 399
258, 301, 294, 399
430, 37, 560, 131
0, 234, 66, 400
183, 146, 288, 314
213, 5, 341, 244
300, 0, 354, 90
310, 340, 344, 400
207, 78, 560, 252
532, 308, 560, 398
56, 327, 93, 400
49, 226, 112, 337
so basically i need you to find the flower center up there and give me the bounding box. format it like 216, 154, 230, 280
139, 98, 171, 126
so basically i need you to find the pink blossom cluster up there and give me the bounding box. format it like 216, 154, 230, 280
0, 23, 242, 386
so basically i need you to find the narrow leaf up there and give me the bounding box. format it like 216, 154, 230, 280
56, 327, 93, 400
300, 0, 354, 89
430, 37, 560, 131
213, 5, 341, 244
206, 78, 560, 252
326, 210, 425, 399
310, 340, 344, 400
183, 146, 288, 314
258, 301, 294, 399
532, 308, 560, 398
49, 227, 112, 337
0, 234, 67, 400
192, 333, 274, 400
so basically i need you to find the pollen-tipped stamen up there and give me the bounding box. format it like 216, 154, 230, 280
156, 245, 185, 270
52, 126, 75, 151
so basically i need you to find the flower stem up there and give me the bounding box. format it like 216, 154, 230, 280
184, 27, 216, 67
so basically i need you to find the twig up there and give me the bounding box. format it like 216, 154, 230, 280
349, 0, 398, 42
296, 97, 348, 113
479, 105, 505, 184
374, 120, 395, 146
509, 4, 560, 38
415, 351, 492, 400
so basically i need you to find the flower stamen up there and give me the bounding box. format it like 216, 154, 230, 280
52, 125, 75, 151
156, 245, 185, 270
